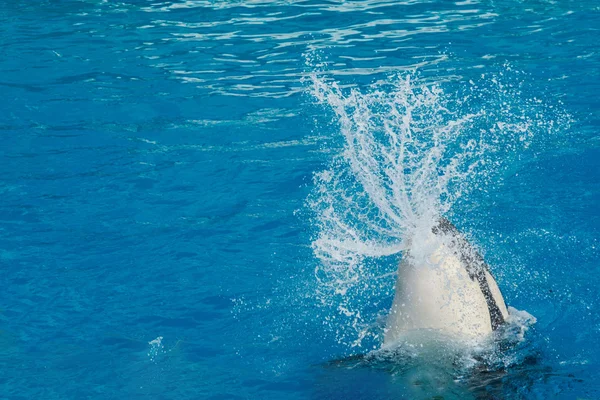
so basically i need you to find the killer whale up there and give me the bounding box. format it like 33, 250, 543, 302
324, 218, 535, 399
384, 217, 509, 346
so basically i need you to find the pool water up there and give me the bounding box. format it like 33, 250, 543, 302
1, 1, 599, 399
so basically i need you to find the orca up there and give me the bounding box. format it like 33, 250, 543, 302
384, 218, 509, 346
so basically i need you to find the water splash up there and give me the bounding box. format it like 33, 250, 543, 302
148, 336, 165, 362
309, 75, 483, 262
306, 66, 569, 349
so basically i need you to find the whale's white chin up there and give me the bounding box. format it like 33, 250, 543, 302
384, 219, 509, 347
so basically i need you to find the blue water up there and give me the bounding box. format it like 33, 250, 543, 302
1, 1, 599, 399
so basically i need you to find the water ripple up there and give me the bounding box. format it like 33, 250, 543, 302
4, 0, 596, 99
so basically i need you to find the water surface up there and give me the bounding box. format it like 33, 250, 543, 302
1, 1, 599, 399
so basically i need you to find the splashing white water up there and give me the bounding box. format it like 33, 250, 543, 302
148, 336, 165, 362
306, 68, 568, 348
310, 75, 484, 264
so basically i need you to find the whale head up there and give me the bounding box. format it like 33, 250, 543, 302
384, 218, 509, 347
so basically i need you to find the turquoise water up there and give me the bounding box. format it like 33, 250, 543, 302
1, 1, 599, 399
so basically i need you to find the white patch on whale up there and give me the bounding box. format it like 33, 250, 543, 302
384, 218, 509, 347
